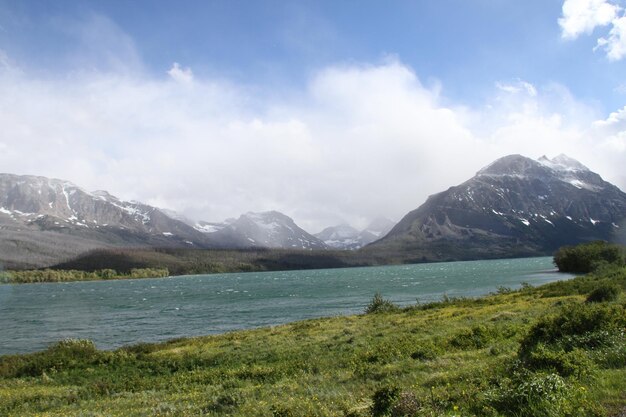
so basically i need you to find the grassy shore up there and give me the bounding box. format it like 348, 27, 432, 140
0, 261, 624, 416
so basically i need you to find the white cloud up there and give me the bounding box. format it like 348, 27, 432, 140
559, 0, 619, 39
167, 62, 194, 84
597, 15, 626, 60
559, 0, 626, 61
496, 80, 537, 97
0, 55, 624, 233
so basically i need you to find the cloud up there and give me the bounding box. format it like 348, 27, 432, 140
496, 80, 537, 97
559, 0, 626, 61
167, 62, 194, 84
0, 53, 624, 233
596, 15, 626, 60
559, 0, 619, 39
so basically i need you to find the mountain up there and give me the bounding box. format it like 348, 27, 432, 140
362, 217, 396, 240
0, 174, 215, 268
315, 224, 362, 249
369, 154, 626, 261
194, 211, 328, 250
315, 217, 396, 250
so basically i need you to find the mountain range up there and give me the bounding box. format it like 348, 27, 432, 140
1, 153, 624, 269
0, 174, 336, 268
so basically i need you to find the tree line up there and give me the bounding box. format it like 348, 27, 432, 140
0, 268, 170, 284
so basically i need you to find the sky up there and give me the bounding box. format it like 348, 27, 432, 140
0, 0, 625, 233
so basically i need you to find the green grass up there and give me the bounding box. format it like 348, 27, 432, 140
0, 266, 624, 416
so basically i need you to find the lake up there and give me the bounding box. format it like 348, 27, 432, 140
0, 256, 572, 355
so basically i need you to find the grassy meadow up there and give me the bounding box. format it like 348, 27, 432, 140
0, 247, 624, 416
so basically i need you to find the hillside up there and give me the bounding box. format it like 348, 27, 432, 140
1, 262, 624, 416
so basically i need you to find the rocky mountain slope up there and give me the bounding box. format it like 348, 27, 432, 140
369, 154, 626, 260
315, 217, 395, 249
0, 174, 215, 268
193, 211, 328, 250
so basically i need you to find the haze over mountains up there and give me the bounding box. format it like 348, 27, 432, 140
314, 218, 395, 250
0, 153, 624, 269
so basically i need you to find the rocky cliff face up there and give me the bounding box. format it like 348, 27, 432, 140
369, 154, 626, 260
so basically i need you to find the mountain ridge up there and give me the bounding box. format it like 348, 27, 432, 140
369, 154, 626, 260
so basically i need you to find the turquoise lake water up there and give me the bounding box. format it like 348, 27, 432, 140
0, 256, 573, 355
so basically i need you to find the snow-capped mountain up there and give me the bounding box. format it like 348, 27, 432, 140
315, 224, 362, 249
370, 154, 626, 260
0, 173, 214, 267
194, 211, 328, 250
315, 217, 396, 249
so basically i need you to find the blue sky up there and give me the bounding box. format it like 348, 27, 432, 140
0, 1, 625, 230
2, 1, 624, 108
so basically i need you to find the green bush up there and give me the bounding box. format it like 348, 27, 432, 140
486, 372, 602, 417
554, 241, 625, 273
410, 342, 440, 361
519, 302, 626, 358
365, 293, 398, 314
586, 283, 621, 303
449, 325, 495, 350
370, 385, 400, 417
524, 345, 595, 378
540, 265, 626, 298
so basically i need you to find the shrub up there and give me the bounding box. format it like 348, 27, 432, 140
540, 265, 626, 298
524, 345, 595, 378
519, 302, 626, 358
410, 342, 439, 361
449, 325, 495, 350
485, 372, 602, 417
365, 293, 398, 314
554, 241, 625, 273
586, 283, 621, 303
370, 385, 400, 417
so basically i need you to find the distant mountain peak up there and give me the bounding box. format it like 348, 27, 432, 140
194, 210, 327, 250
315, 217, 396, 250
